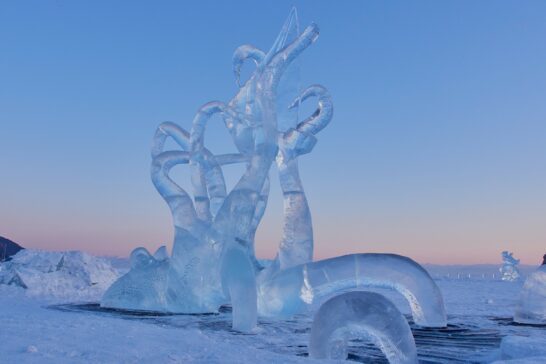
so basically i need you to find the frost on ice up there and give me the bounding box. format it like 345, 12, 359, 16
309, 291, 418, 363
499, 251, 520, 282
101, 7, 447, 337
513, 264, 546, 324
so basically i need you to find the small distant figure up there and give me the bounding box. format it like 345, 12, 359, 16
499, 251, 520, 281
542, 254, 546, 265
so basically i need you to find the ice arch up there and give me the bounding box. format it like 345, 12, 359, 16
308, 291, 418, 363
514, 264, 546, 324
257, 253, 447, 328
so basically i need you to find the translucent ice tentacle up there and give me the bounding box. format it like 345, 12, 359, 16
266, 23, 320, 89
275, 156, 313, 270
289, 84, 333, 136
258, 253, 447, 328
151, 121, 191, 157
246, 175, 270, 270
272, 85, 334, 270
233, 45, 266, 87
190, 102, 230, 221
215, 153, 249, 166
190, 102, 228, 152
153, 120, 228, 220
221, 246, 258, 332
309, 291, 418, 364
151, 150, 199, 231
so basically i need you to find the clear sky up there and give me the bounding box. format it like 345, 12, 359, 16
1, 1, 545, 265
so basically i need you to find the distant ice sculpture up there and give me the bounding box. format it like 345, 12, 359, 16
514, 264, 546, 324
309, 291, 418, 363
500, 251, 520, 282
102, 8, 447, 335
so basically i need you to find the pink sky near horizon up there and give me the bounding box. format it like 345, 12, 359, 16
4, 207, 544, 266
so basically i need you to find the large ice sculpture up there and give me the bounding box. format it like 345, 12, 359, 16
309, 291, 418, 363
514, 264, 546, 324
500, 251, 520, 282
102, 8, 320, 318
102, 8, 447, 335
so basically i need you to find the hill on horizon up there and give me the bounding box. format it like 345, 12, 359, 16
0, 236, 24, 261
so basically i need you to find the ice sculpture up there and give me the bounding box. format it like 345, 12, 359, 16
514, 264, 546, 324
102, 8, 447, 335
309, 291, 418, 363
258, 253, 447, 328
102, 8, 320, 317
499, 251, 520, 281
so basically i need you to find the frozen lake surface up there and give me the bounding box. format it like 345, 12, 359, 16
1, 263, 544, 363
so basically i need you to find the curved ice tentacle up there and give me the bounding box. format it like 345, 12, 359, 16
290, 84, 333, 137
246, 175, 270, 270
151, 122, 191, 157
150, 150, 199, 232
233, 45, 266, 87
221, 246, 258, 332
189, 102, 230, 221
271, 85, 334, 271
309, 291, 418, 363
274, 156, 313, 270
258, 253, 447, 328
266, 23, 320, 90
215, 153, 249, 166
152, 121, 228, 219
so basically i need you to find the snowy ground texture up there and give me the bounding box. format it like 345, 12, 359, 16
1, 250, 545, 363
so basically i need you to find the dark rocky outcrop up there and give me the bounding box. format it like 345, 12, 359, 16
0, 236, 24, 262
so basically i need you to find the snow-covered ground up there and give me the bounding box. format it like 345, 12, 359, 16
1, 251, 544, 363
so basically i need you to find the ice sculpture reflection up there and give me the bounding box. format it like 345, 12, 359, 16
309, 291, 418, 363
499, 251, 520, 282
101, 8, 447, 335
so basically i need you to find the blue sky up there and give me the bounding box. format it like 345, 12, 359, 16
1, 1, 545, 264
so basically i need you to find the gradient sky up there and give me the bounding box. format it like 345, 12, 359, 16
1, 1, 545, 264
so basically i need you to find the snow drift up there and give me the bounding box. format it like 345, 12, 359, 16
0, 249, 120, 302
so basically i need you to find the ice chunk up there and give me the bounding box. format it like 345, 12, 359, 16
499, 251, 520, 281
257, 253, 447, 328
308, 291, 418, 363
514, 265, 546, 324
0, 249, 119, 301
497, 335, 546, 361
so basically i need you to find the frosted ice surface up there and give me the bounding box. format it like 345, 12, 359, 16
258, 253, 447, 328
308, 291, 418, 363
513, 264, 546, 324
499, 251, 520, 282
